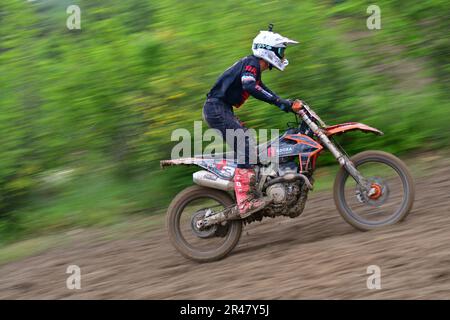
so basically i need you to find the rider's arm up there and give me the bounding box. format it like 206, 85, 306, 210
259, 81, 278, 99
258, 81, 293, 112
241, 67, 278, 104
241, 65, 292, 112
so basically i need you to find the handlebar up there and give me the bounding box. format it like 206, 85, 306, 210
291, 99, 303, 113
292, 99, 328, 128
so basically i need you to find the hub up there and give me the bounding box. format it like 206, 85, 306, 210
191, 209, 217, 238
356, 177, 390, 207
369, 183, 383, 200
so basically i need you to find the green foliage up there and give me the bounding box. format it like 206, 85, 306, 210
0, 0, 448, 240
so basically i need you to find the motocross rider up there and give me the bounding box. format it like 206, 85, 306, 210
202, 26, 299, 218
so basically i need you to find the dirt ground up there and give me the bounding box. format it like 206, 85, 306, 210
0, 156, 449, 299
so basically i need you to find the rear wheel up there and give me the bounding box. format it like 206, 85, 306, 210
166, 185, 242, 262
333, 151, 415, 231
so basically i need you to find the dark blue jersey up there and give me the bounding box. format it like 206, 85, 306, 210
207, 55, 281, 108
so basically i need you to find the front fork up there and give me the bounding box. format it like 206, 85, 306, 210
328, 145, 371, 191
300, 111, 372, 192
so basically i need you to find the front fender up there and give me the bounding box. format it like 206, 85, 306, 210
324, 122, 383, 137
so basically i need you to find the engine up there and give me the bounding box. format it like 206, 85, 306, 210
266, 182, 300, 204
244, 161, 310, 224
266, 161, 300, 204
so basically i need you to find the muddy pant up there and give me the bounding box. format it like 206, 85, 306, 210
202, 98, 256, 169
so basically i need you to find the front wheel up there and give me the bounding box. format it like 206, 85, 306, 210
166, 185, 242, 262
334, 151, 415, 231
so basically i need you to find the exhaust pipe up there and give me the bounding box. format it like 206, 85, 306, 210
193, 170, 234, 191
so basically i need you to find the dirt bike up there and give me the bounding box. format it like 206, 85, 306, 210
160, 100, 415, 262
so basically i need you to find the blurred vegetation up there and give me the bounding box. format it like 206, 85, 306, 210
0, 0, 448, 243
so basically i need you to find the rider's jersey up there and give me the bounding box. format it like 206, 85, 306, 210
207, 55, 280, 108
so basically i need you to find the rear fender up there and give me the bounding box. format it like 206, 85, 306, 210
325, 122, 383, 137
160, 158, 236, 180
160, 157, 205, 168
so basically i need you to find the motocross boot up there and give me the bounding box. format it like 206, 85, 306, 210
233, 168, 267, 218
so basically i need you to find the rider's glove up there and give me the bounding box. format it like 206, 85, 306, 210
275, 98, 293, 113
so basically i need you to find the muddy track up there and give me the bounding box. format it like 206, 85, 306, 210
0, 162, 449, 299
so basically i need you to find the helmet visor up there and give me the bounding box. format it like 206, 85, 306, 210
275, 47, 286, 59
253, 43, 286, 59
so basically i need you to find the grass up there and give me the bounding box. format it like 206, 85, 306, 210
0, 234, 65, 265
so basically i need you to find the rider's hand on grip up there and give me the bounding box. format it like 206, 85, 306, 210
275, 98, 293, 113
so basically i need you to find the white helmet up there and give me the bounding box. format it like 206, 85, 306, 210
252, 28, 298, 71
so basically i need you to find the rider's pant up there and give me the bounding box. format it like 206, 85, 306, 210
202, 98, 255, 169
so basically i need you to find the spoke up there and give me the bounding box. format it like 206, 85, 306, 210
343, 161, 406, 225
178, 197, 231, 252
